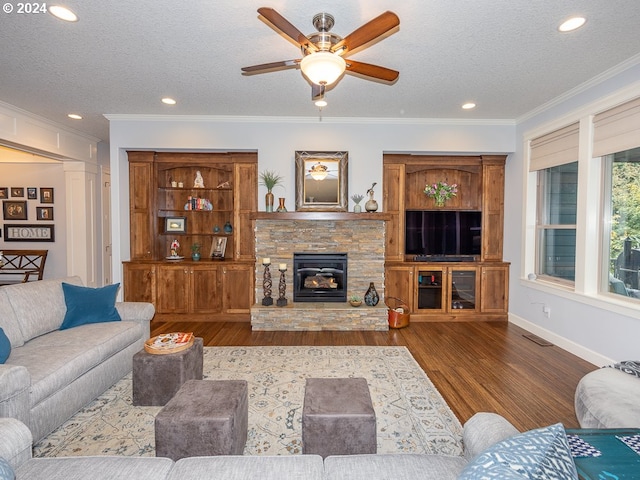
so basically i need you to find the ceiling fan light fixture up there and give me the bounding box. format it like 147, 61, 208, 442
315, 99, 328, 108
300, 52, 346, 86
309, 162, 329, 181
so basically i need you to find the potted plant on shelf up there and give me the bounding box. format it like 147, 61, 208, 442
259, 170, 283, 213
349, 294, 362, 307
351, 193, 364, 213
424, 181, 458, 207
191, 243, 201, 261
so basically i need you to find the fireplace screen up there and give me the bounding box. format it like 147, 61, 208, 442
293, 253, 347, 302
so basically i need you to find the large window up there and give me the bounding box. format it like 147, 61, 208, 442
603, 147, 640, 298
536, 162, 578, 282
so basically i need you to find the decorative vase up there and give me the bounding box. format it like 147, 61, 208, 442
364, 282, 379, 306
365, 198, 378, 212
191, 252, 201, 261
354, 204, 362, 213
434, 198, 445, 207
265, 191, 275, 212
350, 300, 362, 307
223, 221, 233, 234
276, 197, 287, 212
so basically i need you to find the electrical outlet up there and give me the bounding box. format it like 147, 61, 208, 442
542, 305, 551, 318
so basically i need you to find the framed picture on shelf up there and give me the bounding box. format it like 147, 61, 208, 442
4, 224, 55, 242
3, 201, 28, 220
210, 236, 227, 258
36, 206, 54, 220
27, 187, 37, 199
11, 187, 24, 198
165, 216, 187, 233
40, 188, 54, 203
0, 188, 7, 199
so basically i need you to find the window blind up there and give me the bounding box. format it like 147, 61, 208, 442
593, 97, 640, 158
529, 123, 579, 172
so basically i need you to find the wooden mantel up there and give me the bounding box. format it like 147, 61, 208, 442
251, 212, 392, 221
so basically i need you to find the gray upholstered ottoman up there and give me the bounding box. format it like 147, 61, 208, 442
155, 379, 248, 461
133, 337, 203, 406
302, 377, 376, 458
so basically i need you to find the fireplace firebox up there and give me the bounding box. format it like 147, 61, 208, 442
293, 253, 347, 302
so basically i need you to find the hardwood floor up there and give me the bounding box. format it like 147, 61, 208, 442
150, 320, 596, 432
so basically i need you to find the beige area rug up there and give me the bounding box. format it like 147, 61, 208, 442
34, 346, 463, 457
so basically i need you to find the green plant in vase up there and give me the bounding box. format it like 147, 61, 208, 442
259, 170, 283, 213
191, 243, 201, 261
351, 193, 364, 213
349, 294, 362, 307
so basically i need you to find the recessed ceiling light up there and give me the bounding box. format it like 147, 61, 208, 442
67, 113, 82, 120
462, 102, 476, 110
559, 16, 586, 32
161, 97, 177, 105
48, 5, 78, 22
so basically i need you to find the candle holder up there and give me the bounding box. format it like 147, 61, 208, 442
261, 262, 273, 306
276, 266, 288, 307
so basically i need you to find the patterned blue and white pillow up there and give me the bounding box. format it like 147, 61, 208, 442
606, 360, 640, 378
0, 457, 15, 480
458, 423, 578, 479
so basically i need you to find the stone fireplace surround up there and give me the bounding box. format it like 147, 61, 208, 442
251, 215, 388, 330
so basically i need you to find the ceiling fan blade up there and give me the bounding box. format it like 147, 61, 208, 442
312, 84, 325, 101
332, 11, 399, 55
241, 59, 300, 74
257, 7, 317, 53
345, 59, 399, 82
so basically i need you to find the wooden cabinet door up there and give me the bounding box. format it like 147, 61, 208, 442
128, 156, 154, 259
385, 265, 414, 311
448, 267, 480, 313
122, 263, 155, 303
156, 264, 190, 313
234, 162, 257, 261
383, 164, 405, 261
482, 160, 505, 261
481, 264, 509, 313
222, 264, 253, 314
191, 265, 222, 313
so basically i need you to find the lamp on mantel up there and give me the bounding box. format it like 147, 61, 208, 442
309, 162, 329, 181
300, 52, 346, 86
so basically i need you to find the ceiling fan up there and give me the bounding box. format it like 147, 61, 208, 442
241, 8, 400, 102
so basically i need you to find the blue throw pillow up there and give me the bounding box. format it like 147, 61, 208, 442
60, 283, 122, 330
458, 423, 578, 479
0, 328, 10, 364
0, 457, 15, 480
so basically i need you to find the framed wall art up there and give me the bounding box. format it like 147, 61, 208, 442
36, 206, 54, 220
210, 236, 227, 258
40, 187, 54, 203
3, 201, 28, 220
295, 151, 348, 212
0, 188, 8, 199
11, 187, 24, 198
3, 224, 55, 242
27, 187, 37, 199
165, 216, 187, 233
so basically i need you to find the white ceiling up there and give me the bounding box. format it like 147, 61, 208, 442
1, 0, 640, 143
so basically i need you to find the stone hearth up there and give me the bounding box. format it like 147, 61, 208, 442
252, 217, 387, 330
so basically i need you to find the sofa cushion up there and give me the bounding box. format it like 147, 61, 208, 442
458, 423, 578, 479
16, 456, 173, 480
0, 457, 14, 480
6, 321, 144, 407
462, 412, 520, 461
167, 455, 324, 480
60, 283, 121, 330
324, 453, 467, 480
7, 277, 83, 342
0, 290, 23, 348
0, 329, 10, 364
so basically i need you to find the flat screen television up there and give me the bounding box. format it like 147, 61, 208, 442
405, 210, 482, 256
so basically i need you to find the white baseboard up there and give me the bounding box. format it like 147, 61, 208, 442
508, 313, 614, 367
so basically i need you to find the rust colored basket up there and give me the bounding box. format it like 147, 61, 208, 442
385, 296, 410, 329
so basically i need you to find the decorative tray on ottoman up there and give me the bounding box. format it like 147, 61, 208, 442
144, 332, 194, 355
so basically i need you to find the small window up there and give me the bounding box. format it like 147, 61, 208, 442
536, 162, 578, 282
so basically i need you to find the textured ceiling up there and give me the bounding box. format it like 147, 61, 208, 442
1, 0, 640, 143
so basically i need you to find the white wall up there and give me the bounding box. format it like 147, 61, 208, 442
108, 115, 516, 286
505, 63, 640, 366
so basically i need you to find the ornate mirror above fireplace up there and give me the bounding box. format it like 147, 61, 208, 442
295, 151, 348, 211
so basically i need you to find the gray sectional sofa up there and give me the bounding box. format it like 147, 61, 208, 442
0, 412, 520, 479
0, 277, 154, 443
